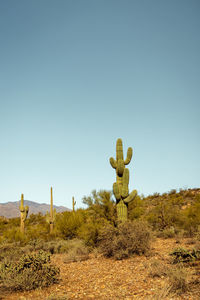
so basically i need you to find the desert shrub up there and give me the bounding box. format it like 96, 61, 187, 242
98, 220, 152, 260
146, 197, 183, 231
170, 247, 200, 264
159, 226, 176, 239
0, 250, 59, 291
26, 223, 50, 240
2, 227, 28, 244
195, 226, 200, 241
148, 259, 169, 278
182, 195, 200, 236
128, 195, 145, 220
55, 210, 86, 239
0, 242, 25, 262
82, 190, 116, 226
27, 212, 46, 225
167, 265, 188, 294
77, 220, 107, 247
63, 239, 90, 263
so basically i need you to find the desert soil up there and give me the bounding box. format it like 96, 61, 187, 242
1, 238, 200, 300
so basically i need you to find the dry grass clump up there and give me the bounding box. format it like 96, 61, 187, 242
148, 264, 189, 298
98, 220, 152, 260
63, 239, 90, 263
167, 264, 189, 294
147, 284, 174, 300
147, 259, 169, 278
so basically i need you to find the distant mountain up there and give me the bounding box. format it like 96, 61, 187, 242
0, 200, 70, 218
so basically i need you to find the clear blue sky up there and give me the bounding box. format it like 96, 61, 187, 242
0, 0, 199, 209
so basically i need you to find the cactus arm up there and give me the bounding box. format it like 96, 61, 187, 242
124, 147, 133, 165
124, 189, 137, 204
110, 157, 117, 169
113, 182, 121, 202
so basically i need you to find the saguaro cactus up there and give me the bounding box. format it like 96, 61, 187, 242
110, 138, 137, 222
72, 196, 76, 212
46, 187, 56, 234
19, 193, 29, 234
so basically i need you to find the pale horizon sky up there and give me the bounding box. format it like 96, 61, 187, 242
0, 0, 199, 209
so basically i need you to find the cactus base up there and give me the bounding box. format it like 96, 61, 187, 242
116, 200, 128, 222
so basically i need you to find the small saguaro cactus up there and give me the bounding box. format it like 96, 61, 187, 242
110, 138, 137, 222
46, 187, 56, 234
72, 196, 76, 212
19, 193, 29, 234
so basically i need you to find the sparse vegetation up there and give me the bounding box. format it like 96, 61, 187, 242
0, 188, 200, 298
0, 250, 59, 291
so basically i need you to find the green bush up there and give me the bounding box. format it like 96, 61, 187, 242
82, 190, 116, 225
181, 195, 200, 236
128, 195, 145, 220
0, 250, 59, 291
55, 210, 86, 239
98, 220, 152, 260
77, 221, 107, 247
2, 227, 28, 244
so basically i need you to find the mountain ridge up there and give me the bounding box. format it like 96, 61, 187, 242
0, 200, 70, 218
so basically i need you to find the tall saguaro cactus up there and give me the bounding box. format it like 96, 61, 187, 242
72, 196, 76, 212
19, 193, 29, 234
110, 138, 137, 222
46, 187, 56, 234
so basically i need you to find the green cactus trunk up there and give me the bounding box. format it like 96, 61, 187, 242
50, 187, 54, 234
45, 187, 56, 234
19, 193, 29, 234
110, 138, 137, 222
72, 196, 76, 212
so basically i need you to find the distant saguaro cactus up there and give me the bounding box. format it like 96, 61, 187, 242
46, 187, 56, 234
110, 138, 137, 222
72, 196, 76, 212
19, 193, 29, 234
